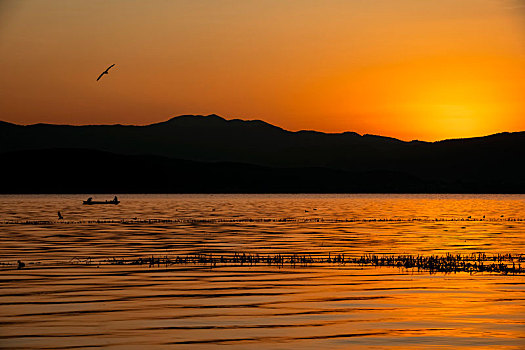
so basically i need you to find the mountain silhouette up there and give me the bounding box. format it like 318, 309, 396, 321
1, 115, 524, 193
0, 148, 437, 193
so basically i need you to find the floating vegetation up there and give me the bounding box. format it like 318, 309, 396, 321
4, 252, 518, 275
2, 217, 525, 225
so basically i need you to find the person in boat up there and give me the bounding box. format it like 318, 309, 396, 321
86, 197, 93, 203
113, 196, 118, 203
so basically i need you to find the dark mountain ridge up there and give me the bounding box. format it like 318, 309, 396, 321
1, 114, 524, 193
1, 148, 439, 194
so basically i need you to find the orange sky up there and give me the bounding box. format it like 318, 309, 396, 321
0, 0, 524, 141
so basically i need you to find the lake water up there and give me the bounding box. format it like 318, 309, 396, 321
1, 194, 524, 349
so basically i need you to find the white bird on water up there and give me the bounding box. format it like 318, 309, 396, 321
96, 64, 115, 81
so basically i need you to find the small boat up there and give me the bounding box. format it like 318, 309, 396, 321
83, 196, 120, 205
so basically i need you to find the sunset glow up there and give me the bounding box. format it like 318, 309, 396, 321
1, 0, 524, 140
2, 3, 525, 347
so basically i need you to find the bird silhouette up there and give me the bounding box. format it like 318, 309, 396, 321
96, 64, 115, 81
58, 211, 63, 220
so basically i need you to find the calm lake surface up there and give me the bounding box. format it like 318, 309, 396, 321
1, 194, 524, 349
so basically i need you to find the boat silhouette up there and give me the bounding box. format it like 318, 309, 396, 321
83, 196, 120, 205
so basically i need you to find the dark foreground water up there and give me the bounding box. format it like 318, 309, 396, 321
0, 194, 524, 349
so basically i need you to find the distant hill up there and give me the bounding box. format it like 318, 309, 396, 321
0, 148, 509, 194
1, 115, 524, 193
0, 115, 404, 170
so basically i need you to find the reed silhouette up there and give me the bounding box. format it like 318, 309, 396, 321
2, 216, 524, 225
61, 252, 525, 275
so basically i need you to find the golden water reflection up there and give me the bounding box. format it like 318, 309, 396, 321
0, 194, 524, 349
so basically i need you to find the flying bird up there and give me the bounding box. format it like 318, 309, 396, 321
96, 64, 115, 81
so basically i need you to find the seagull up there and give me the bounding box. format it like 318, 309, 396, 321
96, 64, 115, 81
